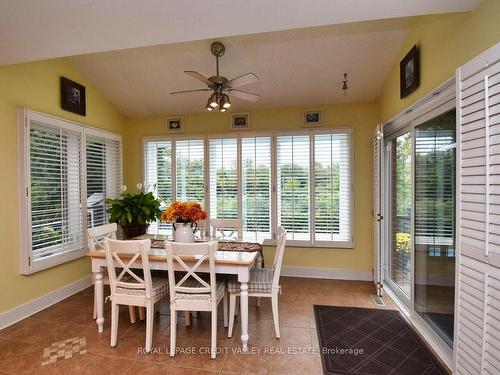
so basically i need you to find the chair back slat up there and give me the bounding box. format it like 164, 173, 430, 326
87, 223, 117, 250
104, 239, 153, 299
165, 241, 217, 301
272, 226, 287, 289
211, 218, 243, 240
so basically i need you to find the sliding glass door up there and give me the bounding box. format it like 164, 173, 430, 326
383, 104, 456, 358
414, 110, 456, 346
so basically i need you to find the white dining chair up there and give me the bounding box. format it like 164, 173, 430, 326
103, 238, 169, 352
87, 223, 137, 324
227, 226, 287, 338
211, 218, 243, 240
165, 241, 228, 359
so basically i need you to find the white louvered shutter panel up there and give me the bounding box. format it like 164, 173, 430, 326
86, 134, 122, 228
29, 121, 84, 261
144, 140, 172, 234
277, 134, 310, 242
373, 126, 383, 295
175, 139, 205, 207
209, 138, 238, 219
241, 136, 272, 241
456, 42, 500, 374
314, 131, 352, 245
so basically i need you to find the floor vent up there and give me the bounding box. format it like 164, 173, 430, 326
370, 294, 385, 307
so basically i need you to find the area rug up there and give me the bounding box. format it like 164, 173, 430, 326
313, 305, 447, 374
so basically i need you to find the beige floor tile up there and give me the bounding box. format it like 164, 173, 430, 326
0, 277, 399, 375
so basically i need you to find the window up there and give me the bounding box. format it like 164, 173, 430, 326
143, 128, 352, 247
86, 131, 122, 228
18, 109, 122, 274
242, 137, 272, 240
144, 140, 172, 234
175, 139, 205, 205
277, 135, 310, 241
209, 138, 238, 219
276, 131, 352, 246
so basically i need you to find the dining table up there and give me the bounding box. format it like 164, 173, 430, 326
86, 233, 264, 352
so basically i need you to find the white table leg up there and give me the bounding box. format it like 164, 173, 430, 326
240, 281, 249, 352
95, 271, 104, 333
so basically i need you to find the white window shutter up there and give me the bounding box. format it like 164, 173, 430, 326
175, 139, 205, 206
456, 41, 500, 374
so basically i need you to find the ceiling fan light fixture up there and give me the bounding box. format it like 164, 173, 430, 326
209, 93, 218, 108
220, 106, 227, 112
221, 94, 231, 109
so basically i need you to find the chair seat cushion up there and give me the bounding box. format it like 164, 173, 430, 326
116, 277, 168, 301
174, 279, 225, 301
227, 267, 275, 293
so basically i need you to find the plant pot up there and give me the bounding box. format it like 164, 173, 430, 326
173, 222, 197, 243
121, 223, 149, 239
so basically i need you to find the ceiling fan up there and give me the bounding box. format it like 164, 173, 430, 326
170, 42, 260, 111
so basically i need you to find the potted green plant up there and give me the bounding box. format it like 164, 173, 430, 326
105, 184, 162, 239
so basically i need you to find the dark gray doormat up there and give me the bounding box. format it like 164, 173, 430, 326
313, 305, 448, 374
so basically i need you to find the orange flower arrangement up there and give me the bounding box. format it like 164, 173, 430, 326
161, 201, 208, 223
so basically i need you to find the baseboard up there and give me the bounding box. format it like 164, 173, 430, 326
281, 266, 373, 281
0, 275, 92, 330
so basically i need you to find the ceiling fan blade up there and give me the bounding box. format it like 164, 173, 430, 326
170, 88, 211, 95
184, 71, 213, 86
226, 73, 259, 88
230, 89, 260, 102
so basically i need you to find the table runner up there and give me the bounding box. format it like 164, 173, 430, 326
149, 238, 264, 266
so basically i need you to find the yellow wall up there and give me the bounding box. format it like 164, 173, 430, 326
124, 102, 378, 272
0, 58, 126, 313
379, 0, 500, 121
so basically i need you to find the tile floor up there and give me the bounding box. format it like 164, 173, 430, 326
0, 277, 396, 374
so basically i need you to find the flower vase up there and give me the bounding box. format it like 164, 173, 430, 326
173, 222, 197, 243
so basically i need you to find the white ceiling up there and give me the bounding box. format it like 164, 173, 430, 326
0, 0, 479, 66
71, 19, 411, 116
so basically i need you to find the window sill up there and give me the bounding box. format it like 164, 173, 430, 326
262, 239, 353, 249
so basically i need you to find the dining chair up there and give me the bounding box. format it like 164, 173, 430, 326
87, 223, 137, 324
227, 226, 287, 338
211, 218, 243, 240
104, 238, 169, 352
165, 241, 228, 359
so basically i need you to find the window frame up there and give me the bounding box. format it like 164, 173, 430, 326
142, 127, 353, 248
18, 108, 122, 274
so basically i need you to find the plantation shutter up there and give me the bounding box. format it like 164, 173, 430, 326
86, 133, 122, 228
29, 121, 84, 263
241, 136, 272, 241
456, 42, 500, 374
373, 125, 383, 296
144, 140, 172, 234
209, 138, 238, 219
314, 131, 352, 245
276, 134, 310, 242
175, 139, 205, 207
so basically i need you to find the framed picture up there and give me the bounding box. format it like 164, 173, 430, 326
303, 110, 323, 127
60, 77, 86, 116
231, 113, 250, 130
166, 117, 184, 133
400, 45, 420, 99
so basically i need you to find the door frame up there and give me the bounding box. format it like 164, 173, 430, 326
380, 77, 456, 369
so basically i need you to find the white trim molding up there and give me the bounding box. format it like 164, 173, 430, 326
281, 266, 373, 281
0, 275, 92, 330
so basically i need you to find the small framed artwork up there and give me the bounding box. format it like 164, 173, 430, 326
400, 45, 420, 99
303, 110, 323, 127
166, 117, 184, 133
60, 77, 86, 116
231, 113, 250, 130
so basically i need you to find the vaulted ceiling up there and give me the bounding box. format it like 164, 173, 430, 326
0, 0, 480, 116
